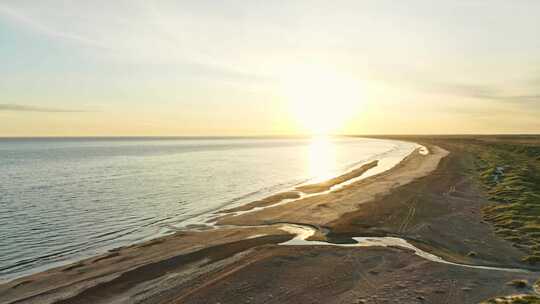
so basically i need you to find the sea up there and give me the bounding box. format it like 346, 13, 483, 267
0, 136, 417, 282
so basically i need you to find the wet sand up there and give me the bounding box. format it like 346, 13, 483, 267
295, 160, 378, 194
223, 191, 301, 213
2, 137, 539, 304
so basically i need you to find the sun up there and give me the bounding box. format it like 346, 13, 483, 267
282, 65, 363, 135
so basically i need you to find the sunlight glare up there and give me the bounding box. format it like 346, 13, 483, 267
282, 65, 363, 135
307, 136, 338, 183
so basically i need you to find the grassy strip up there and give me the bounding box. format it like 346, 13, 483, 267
482, 295, 540, 304
472, 142, 540, 264
481, 279, 540, 303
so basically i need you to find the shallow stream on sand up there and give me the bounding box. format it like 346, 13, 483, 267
278, 223, 534, 274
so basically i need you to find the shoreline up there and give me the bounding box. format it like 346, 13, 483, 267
202, 137, 419, 220
0, 140, 442, 303
3, 136, 538, 303
0, 137, 416, 284
207, 139, 423, 225
215, 144, 446, 227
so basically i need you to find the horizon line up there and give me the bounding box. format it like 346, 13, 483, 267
1, 133, 539, 140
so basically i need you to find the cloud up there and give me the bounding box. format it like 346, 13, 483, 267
0, 5, 110, 49
0, 104, 94, 113
435, 84, 540, 104
489, 94, 540, 103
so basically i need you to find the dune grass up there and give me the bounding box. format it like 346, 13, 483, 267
481, 278, 540, 304
483, 295, 540, 304
471, 141, 540, 264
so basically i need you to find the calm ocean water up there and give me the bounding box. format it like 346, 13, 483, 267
0, 136, 416, 281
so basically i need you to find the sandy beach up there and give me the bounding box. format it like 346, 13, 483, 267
4, 1, 539, 302
2, 136, 540, 304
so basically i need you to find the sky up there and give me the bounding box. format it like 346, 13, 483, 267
1, 0, 539, 136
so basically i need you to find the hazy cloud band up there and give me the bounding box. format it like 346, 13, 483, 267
0, 104, 94, 113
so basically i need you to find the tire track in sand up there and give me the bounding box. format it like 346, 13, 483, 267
398, 198, 417, 233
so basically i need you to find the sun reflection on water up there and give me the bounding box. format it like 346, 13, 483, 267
308, 136, 338, 183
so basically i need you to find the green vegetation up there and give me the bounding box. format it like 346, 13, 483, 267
483, 295, 540, 304
470, 138, 540, 304
481, 279, 540, 303
507, 279, 529, 288
471, 141, 540, 264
